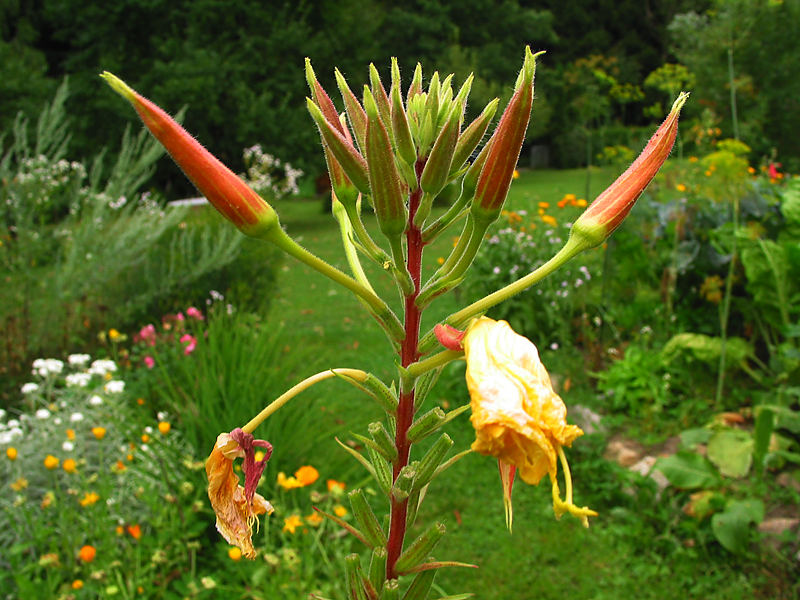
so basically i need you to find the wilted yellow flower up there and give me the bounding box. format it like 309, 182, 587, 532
44, 455, 59, 470
463, 317, 596, 527
283, 514, 303, 534
206, 431, 273, 559
41, 491, 55, 509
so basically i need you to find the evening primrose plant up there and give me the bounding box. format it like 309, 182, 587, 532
103, 48, 687, 597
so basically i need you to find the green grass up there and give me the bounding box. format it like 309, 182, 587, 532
224, 167, 788, 598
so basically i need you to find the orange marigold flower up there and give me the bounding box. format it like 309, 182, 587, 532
141, 434, 150, 443
79, 492, 100, 507
62, 458, 77, 473
294, 465, 319, 486
326, 479, 346, 492
71, 580, 84, 590
44, 455, 59, 470
6, 447, 17, 461
91, 427, 106, 440
158, 421, 171, 435
206, 429, 273, 559
538, 201, 550, 209
78, 545, 96, 563
541, 214, 557, 227
228, 547, 243, 561
283, 514, 303, 534
66, 429, 76, 440
463, 317, 596, 527
127, 524, 142, 540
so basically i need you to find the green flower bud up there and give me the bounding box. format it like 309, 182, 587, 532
364, 88, 408, 238
349, 489, 388, 547
394, 522, 446, 573
368, 546, 388, 593
451, 98, 499, 175
392, 464, 416, 502
380, 579, 400, 600
414, 433, 453, 489
402, 569, 437, 600
307, 98, 370, 195
344, 553, 369, 600
390, 58, 417, 167
335, 68, 368, 153
407, 407, 446, 443
369, 421, 398, 461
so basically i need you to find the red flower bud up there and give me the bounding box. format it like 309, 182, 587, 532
571, 93, 689, 247
101, 72, 277, 238
471, 47, 540, 224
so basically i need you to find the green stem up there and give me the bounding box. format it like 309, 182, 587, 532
242, 368, 367, 434
333, 199, 376, 294
267, 226, 404, 340
406, 350, 463, 378
445, 234, 588, 329
715, 195, 739, 406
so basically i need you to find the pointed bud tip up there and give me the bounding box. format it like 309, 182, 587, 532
100, 71, 136, 103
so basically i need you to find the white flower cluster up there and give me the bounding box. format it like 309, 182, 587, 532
241, 144, 304, 200
32, 358, 64, 377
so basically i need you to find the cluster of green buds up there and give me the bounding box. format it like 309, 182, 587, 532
305, 48, 540, 310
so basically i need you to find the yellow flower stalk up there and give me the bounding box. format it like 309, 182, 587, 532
463, 317, 596, 527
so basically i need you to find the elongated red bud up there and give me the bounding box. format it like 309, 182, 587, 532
101, 72, 278, 238
571, 92, 689, 248
305, 58, 345, 135
471, 47, 540, 225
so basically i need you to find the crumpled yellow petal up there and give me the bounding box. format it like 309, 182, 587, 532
206, 433, 273, 559
464, 317, 583, 485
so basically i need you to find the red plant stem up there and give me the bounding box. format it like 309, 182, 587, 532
386, 159, 426, 579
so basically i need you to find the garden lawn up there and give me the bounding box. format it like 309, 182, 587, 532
232, 167, 780, 598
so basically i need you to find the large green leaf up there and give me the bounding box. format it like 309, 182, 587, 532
707, 428, 753, 478
711, 499, 764, 554
780, 178, 800, 237
655, 451, 719, 489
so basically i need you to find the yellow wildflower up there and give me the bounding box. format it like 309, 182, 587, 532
63, 458, 77, 473
11, 477, 29, 491
676, 183, 687, 192
333, 505, 348, 518
306, 511, 324, 527
72, 580, 84, 590
66, 429, 76, 440
79, 492, 100, 507
158, 421, 171, 435
141, 433, 150, 443
463, 317, 596, 527
541, 214, 557, 227
538, 201, 550, 209
283, 515, 303, 534
91, 427, 106, 440
41, 491, 55, 509
326, 479, 346, 492
277, 472, 303, 490
6, 447, 17, 460
44, 455, 59, 470
108, 328, 122, 341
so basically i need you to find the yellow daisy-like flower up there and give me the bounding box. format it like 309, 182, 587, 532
463, 317, 596, 527
79, 492, 100, 507
294, 465, 319, 486
333, 504, 348, 518
283, 514, 303, 534
206, 431, 273, 559
43, 455, 59, 470
277, 472, 303, 490
91, 427, 106, 440
228, 547, 242, 561
62, 458, 77, 474
6, 447, 17, 461
158, 421, 171, 435
305, 511, 324, 527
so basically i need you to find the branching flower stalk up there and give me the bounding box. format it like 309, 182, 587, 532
103, 50, 686, 598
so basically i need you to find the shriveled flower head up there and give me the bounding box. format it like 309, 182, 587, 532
206, 428, 273, 559
463, 317, 596, 526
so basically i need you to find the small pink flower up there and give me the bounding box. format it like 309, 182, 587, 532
144, 356, 155, 369
177, 312, 185, 321
186, 307, 204, 320
768, 162, 781, 179
180, 334, 198, 355
137, 324, 157, 347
